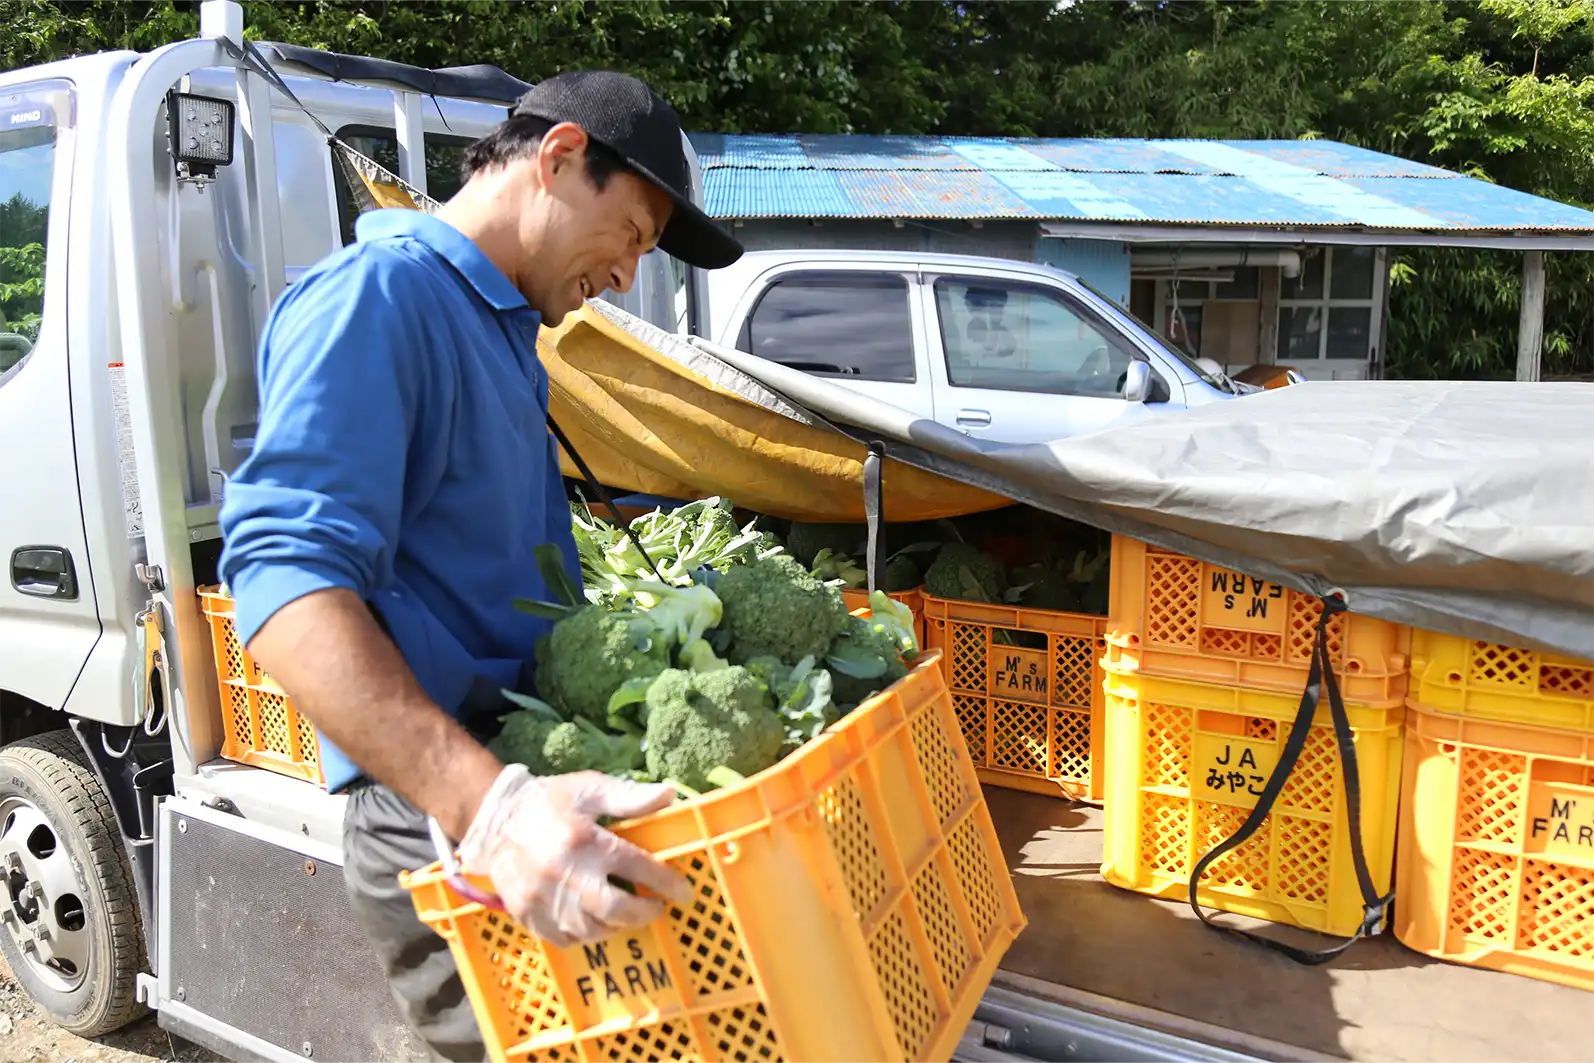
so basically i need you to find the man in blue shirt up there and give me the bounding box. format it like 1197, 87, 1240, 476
218, 71, 741, 1060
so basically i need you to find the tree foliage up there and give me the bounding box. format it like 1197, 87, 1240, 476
0, 0, 1589, 377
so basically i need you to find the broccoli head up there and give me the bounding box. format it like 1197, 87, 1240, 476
488, 711, 644, 777
536, 604, 671, 725
542, 718, 645, 775
825, 614, 910, 708
784, 521, 867, 568
641, 666, 787, 792
714, 553, 849, 665
487, 713, 561, 775
924, 541, 1008, 603
884, 553, 923, 592
1012, 562, 1080, 612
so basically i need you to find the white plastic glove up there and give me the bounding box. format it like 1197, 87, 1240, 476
457, 764, 688, 948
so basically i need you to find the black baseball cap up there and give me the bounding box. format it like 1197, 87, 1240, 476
511, 70, 743, 271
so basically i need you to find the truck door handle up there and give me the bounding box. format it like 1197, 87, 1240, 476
956, 409, 992, 427
10, 546, 78, 600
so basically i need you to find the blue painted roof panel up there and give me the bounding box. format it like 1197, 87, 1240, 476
691, 133, 1594, 233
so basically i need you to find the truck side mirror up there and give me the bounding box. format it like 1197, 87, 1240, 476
1122, 360, 1152, 402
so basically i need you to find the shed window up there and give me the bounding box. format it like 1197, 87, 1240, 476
739, 271, 916, 382
1279, 247, 1378, 361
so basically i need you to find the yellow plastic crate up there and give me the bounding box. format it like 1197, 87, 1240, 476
1099, 665, 1403, 937
1107, 537, 1412, 706
1408, 628, 1594, 735
1394, 703, 1594, 991
403, 657, 1026, 1062
198, 586, 325, 788
920, 593, 1108, 804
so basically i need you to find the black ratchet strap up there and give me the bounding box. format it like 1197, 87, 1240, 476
863, 442, 885, 595
1186, 594, 1393, 965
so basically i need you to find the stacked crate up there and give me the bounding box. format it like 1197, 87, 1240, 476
1394, 630, 1594, 990
1099, 538, 1411, 938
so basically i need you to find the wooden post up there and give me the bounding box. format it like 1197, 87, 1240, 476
1517, 250, 1545, 382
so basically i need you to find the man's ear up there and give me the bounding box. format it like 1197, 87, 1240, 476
537, 122, 590, 185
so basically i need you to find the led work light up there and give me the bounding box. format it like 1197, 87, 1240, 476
166, 90, 235, 178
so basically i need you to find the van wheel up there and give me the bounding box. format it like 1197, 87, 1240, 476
0, 730, 146, 1036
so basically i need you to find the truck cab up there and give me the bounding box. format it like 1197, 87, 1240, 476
703, 248, 1253, 444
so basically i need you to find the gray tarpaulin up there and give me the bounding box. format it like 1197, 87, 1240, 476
591, 302, 1594, 660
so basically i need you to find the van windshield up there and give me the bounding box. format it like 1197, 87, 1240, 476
1075, 277, 1232, 393
0, 113, 55, 373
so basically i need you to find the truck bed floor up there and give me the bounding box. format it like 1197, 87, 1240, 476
985, 787, 1588, 1063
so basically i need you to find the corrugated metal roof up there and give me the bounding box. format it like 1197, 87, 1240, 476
690, 134, 1594, 235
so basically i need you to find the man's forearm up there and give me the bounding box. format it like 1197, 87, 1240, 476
244, 587, 502, 839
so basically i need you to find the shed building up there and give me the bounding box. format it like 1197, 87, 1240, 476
690, 134, 1594, 382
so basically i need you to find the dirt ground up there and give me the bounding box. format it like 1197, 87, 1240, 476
0, 956, 216, 1063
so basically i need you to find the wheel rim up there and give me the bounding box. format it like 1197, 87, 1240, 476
0, 794, 90, 992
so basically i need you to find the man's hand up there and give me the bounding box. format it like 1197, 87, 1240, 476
458, 765, 688, 946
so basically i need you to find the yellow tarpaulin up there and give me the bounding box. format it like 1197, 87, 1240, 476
536, 304, 1009, 523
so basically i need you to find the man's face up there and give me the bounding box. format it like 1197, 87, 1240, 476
516, 123, 676, 323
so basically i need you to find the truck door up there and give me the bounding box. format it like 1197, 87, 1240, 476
731, 267, 935, 418
921, 271, 1170, 444
0, 86, 100, 708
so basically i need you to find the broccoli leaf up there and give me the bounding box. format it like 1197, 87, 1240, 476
825, 642, 890, 679
500, 690, 564, 723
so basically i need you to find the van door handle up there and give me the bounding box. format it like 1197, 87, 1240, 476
956, 409, 992, 427
10, 546, 78, 600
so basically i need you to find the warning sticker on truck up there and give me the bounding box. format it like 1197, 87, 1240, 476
108, 363, 143, 539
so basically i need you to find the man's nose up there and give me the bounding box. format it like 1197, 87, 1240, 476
609, 256, 640, 295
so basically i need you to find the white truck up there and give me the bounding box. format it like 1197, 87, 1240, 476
0, 4, 1272, 1060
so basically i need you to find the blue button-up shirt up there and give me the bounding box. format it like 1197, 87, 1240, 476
218, 209, 578, 792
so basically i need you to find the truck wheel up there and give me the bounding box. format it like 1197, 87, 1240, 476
0, 730, 146, 1036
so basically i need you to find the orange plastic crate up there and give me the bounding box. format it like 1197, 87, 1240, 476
920, 593, 1107, 804
843, 586, 926, 648
198, 587, 325, 787
403, 657, 1026, 1062
1408, 628, 1594, 735
1106, 537, 1412, 706
1394, 703, 1594, 991
1099, 665, 1403, 938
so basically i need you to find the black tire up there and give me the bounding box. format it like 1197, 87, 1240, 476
0, 729, 147, 1036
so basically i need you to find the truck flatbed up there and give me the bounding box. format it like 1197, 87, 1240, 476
984, 787, 1589, 1063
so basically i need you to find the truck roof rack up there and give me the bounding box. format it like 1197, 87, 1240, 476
254, 41, 531, 104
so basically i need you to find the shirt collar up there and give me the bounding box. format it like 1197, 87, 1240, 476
355, 208, 530, 314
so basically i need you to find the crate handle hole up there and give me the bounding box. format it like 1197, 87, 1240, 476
717, 840, 741, 864
1448, 672, 1463, 683
992, 627, 1047, 651
1440, 742, 1458, 755
1346, 660, 1364, 673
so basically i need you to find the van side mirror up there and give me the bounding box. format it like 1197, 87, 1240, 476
1122, 360, 1152, 402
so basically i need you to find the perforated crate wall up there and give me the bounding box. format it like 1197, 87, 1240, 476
920, 593, 1107, 803
1106, 537, 1412, 707
1099, 667, 1403, 938
198, 588, 325, 787
404, 658, 1027, 1063
1394, 705, 1594, 991
1409, 629, 1594, 735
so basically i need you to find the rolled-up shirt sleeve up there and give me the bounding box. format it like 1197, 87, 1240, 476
219, 249, 430, 648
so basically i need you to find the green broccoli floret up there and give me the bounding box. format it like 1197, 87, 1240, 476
536, 605, 671, 725
924, 541, 1008, 603
715, 553, 849, 666
542, 718, 645, 775
640, 667, 787, 792
825, 613, 910, 708
784, 522, 867, 568
1012, 562, 1080, 612
487, 713, 561, 775
884, 553, 923, 592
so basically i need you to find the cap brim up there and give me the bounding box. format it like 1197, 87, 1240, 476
624, 161, 743, 270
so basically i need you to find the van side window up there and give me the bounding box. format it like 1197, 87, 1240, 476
935, 277, 1135, 398
740, 272, 916, 383
332, 126, 471, 246
0, 116, 54, 380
